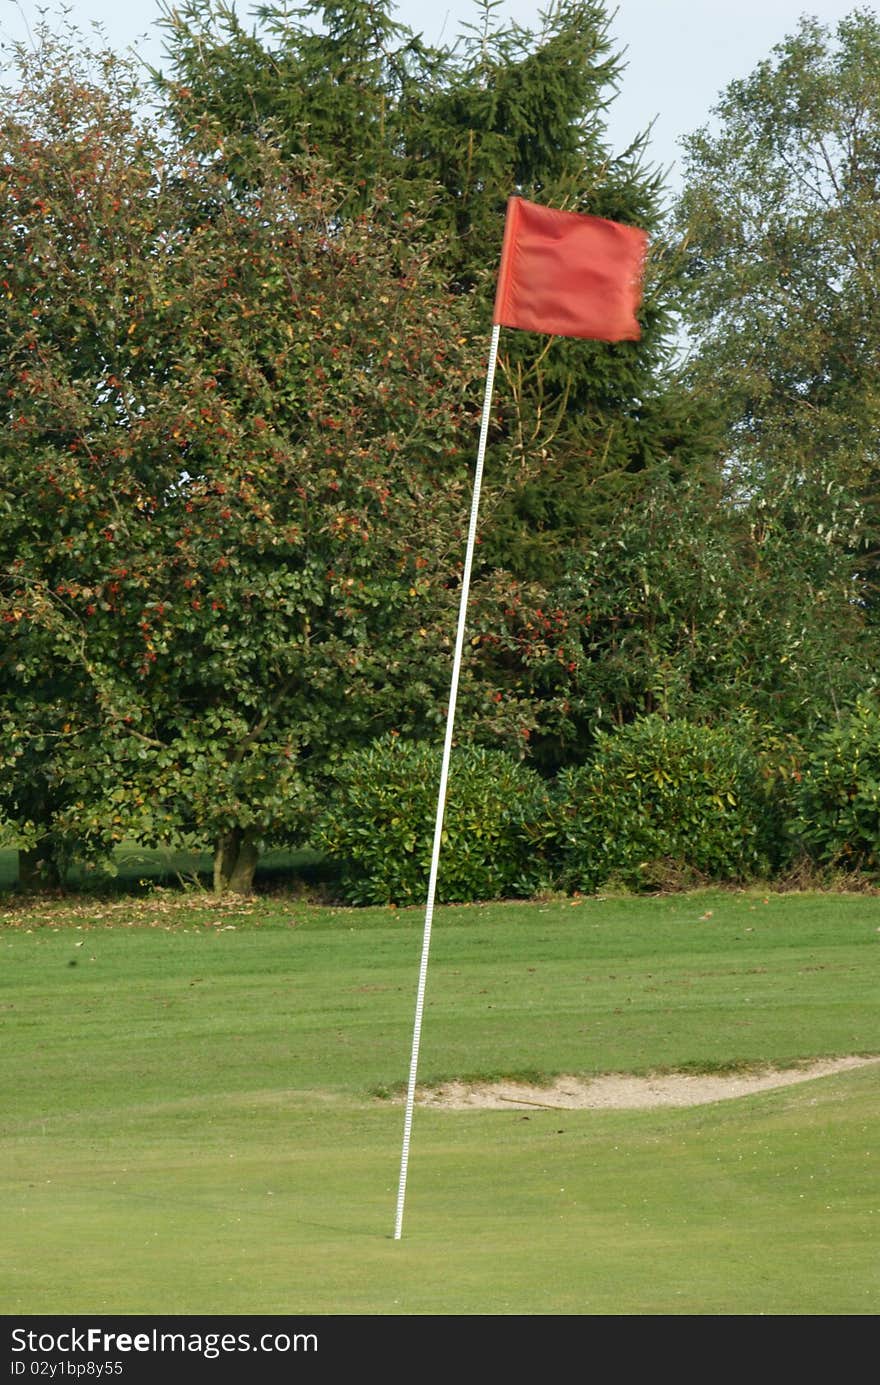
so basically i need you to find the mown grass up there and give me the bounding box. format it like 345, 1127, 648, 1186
1, 887, 878, 1314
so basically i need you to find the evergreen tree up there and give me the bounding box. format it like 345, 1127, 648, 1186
156, 0, 709, 585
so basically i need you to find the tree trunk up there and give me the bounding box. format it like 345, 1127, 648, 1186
213, 828, 260, 895
18, 846, 62, 890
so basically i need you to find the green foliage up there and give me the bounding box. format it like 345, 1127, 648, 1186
14, 7, 877, 888
676, 9, 880, 603
792, 699, 880, 874
315, 737, 556, 903
156, 0, 709, 585
156, 0, 649, 281
557, 717, 770, 892
0, 9, 716, 885
0, 28, 499, 889
556, 470, 873, 749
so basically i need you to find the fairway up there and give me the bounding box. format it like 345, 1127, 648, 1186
2, 889, 879, 1315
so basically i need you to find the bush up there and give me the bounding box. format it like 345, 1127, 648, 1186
792, 701, 880, 875
557, 717, 770, 893
315, 738, 557, 905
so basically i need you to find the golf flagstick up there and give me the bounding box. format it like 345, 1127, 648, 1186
392, 198, 646, 1240
393, 322, 501, 1242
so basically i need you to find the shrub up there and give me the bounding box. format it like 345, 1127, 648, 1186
792, 701, 880, 875
557, 717, 770, 893
315, 738, 557, 905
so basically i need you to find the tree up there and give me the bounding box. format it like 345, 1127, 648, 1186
0, 27, 525, 891
2, 7, 738, 897
675, 8, 880, 608
556, 470, 873, 749
155, 0, 648, 283
155, 0, 709, 585
149, 0, 725, 788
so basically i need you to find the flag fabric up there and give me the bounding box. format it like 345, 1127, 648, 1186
493, 196, 647, 342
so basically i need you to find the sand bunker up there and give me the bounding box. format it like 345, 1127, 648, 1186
417, 1056, 880, 1110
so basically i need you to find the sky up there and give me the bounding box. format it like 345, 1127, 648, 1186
0, 0, 872, 193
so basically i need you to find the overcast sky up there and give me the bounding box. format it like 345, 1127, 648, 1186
1, 0, 872, 192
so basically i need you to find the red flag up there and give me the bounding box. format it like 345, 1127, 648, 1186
493, 196, 647, 342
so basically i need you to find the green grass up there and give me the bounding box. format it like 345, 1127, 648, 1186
1, 888, 879, 1314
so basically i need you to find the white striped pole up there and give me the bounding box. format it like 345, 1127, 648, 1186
393, 323, 502, 1241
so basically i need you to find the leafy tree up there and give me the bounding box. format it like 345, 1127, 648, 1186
149, 0, 725, 788
557, 470, 873, 748
675, 8, 880, 606
0, 28, 525, 891
155, 0, 709, 586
